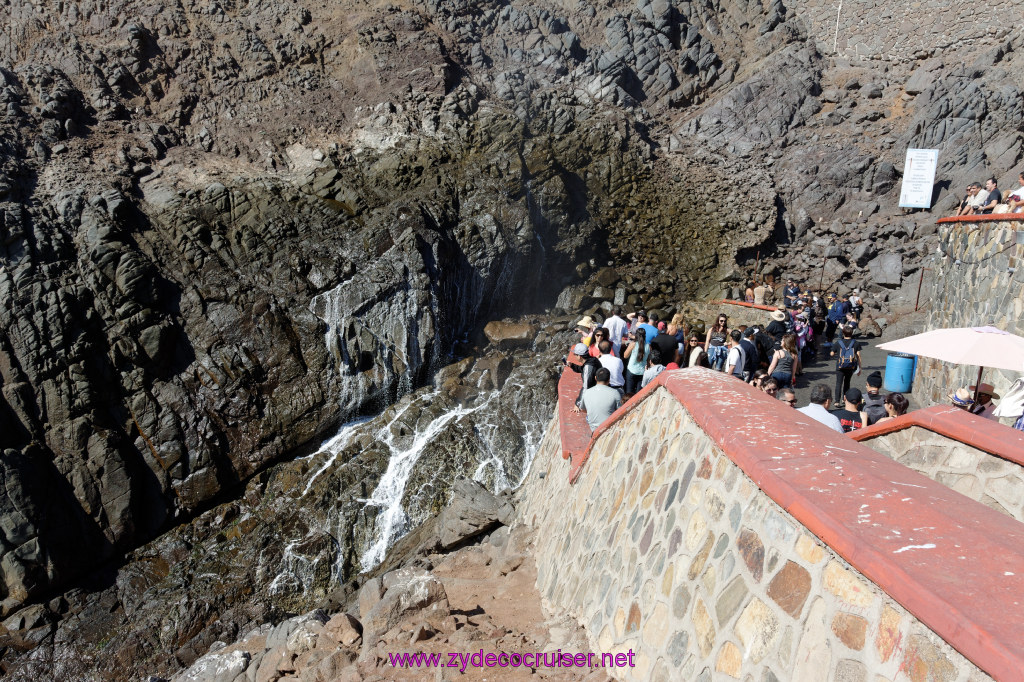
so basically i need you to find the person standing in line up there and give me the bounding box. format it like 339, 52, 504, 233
874, 392, 909, 424
848, 289, 864, 321
565, 342, 601, 409
574, 367, 622, 432
739, 327, 760, 382
862, 371, 887, 425
636, 312, 659, 346
830, 387, 868, 433
705, 313, 730, 371
725, 330, 747, 380
576, 315, 598, 353
766, 333, 800, 388
589, 327, 614, 357
622, 328, 650, 397
831, 325, 862, 403
776, 388, 798, 407
766, 309, 788, 347
825, 294, 850, 344
684, 334, 708, 368
595, 340, 625, 395
602, 306, 629, 356
642, 347, 666, 388
797, 384, 845, 433
651, 324, 680, 366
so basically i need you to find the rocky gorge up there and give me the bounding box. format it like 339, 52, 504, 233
1, 0, 1024, 678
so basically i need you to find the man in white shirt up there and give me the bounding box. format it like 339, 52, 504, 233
960, 182, 989, 215
596, 340, 625, 394
796, 384, 844, 433
602, 306, 629, 355
725, 330, 746, 380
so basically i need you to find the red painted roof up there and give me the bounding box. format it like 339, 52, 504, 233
556, 367, 1024, 681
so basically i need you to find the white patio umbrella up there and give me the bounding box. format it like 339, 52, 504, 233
877, 326, 1024, 403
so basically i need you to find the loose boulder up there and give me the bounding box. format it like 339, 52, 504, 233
483, 321, 538, 350
867, 254, 903, 288
436, 478, 515, 550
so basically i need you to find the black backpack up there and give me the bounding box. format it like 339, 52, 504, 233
864, 393, 886, 425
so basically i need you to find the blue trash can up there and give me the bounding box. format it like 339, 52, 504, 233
884, 352, 916, 393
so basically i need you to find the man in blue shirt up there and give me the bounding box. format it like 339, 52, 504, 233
825, 293, 850, 344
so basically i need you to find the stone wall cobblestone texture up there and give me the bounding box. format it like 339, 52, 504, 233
518, 387, 992, 681
918, 217, 1024, 408
860, 425, 1024, 522
792, 0, 1014, 63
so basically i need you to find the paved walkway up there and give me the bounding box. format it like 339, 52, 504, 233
790, 337, 924, 410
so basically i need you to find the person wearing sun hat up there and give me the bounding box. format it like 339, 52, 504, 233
948, 387, 975, 410
765, 308, 788, 346
968, 383, 1000, 420
863, 371, 887, 425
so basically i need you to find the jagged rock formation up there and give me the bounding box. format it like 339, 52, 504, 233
2, 0, 1024, 673
1, 334, 564, 680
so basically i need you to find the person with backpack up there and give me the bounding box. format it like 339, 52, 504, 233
862, 371, 887, 425
739, 327, 760, 381
830, 325, 862, 404
725, 330, 747, 380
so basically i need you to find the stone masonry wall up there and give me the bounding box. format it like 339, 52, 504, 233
917, 218, 1024, 407
790, 0, 1014, 63
860, 425, 1024, 522
517, 388, 989, 681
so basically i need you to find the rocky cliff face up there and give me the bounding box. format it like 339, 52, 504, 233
2, 0, 1024, 669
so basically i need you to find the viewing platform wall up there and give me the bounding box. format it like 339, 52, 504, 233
918, 214, 1024, 407
518, 368, 1024, 682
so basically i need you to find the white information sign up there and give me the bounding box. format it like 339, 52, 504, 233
898, 148, 940, 209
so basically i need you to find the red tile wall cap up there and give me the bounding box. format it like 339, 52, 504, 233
557, 367, 592, 462
710, 299, 779, 312
936, 213, 1024, 224
851, 405, 1024, 469
561, 368, 1024, 681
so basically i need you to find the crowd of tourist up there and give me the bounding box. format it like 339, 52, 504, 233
954, 172, 1024, 216
567, 288, 901, 432
565, 275, 1024, 433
